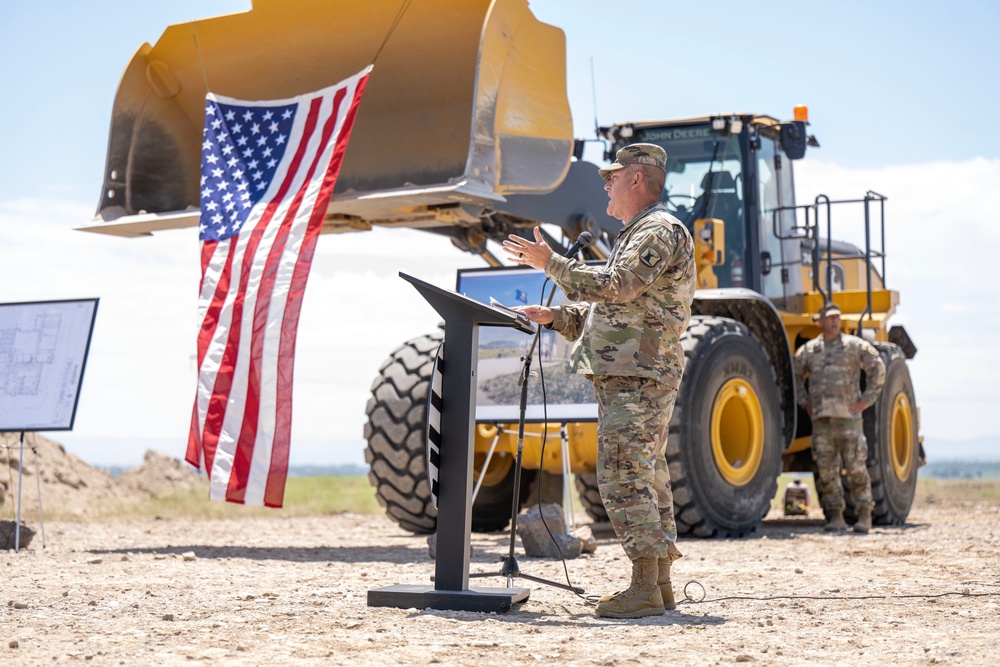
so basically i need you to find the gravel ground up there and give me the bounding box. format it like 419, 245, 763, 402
3, 484, 999, 666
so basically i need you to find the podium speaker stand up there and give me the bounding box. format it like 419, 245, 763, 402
367, 273, 535, 613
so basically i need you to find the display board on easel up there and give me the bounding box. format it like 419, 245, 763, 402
0, 298, 98, 552
0, 298, 98, 432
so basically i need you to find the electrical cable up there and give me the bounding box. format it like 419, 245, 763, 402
525, 272, 589, 601
675, 580, 1000, 605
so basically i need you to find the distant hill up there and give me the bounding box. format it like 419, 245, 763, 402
921, 435, 1000, 462
921, 460, 1000, 479
919, 435, 1000, 479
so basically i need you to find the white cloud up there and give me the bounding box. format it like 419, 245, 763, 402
796, 158, 1000, 440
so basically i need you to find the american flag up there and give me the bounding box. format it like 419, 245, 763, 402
185, 66, 372, 507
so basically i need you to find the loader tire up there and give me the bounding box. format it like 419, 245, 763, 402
364, 331, 443, 534
364, 331, 534, 534
668, 316, 784, 537
574, 473, 608, 522
864, 346, 920, 525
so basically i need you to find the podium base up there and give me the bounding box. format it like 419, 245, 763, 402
367, 584, 530, 613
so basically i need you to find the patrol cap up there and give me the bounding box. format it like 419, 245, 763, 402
816, 302, 842, 319
599, 143, 667, 181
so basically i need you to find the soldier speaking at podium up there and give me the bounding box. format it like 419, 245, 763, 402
503, 144, 696, 618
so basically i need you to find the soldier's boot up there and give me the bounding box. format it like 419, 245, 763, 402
657, 557, 677, 611
824, 510, 848, 532
598, 548, 679, 608
853, 506, 872, 534
596, 558, 676, 610
595, 556, 664, 619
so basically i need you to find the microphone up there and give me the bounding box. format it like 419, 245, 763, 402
564, 231, 594, 258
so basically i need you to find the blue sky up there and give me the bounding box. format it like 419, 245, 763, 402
2, 1, 999, 467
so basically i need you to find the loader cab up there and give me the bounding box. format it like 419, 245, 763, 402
603, 114, 806, 303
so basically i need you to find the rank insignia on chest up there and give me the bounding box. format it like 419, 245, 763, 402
640, 245, 662, 267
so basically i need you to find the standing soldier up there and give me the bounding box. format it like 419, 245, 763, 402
503, 143, 696, 618
794, 303, 886, 533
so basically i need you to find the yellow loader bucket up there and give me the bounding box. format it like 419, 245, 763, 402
90, 0, 572, 235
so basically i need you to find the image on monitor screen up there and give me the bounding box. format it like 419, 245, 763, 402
456, 266, 597, 423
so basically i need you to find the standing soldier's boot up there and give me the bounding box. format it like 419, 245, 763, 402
595, 556, 664, 618
657, 557, 676, 610
853, 506, 872, 534
824, 509, 848, 532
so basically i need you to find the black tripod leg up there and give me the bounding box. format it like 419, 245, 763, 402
515, 571, 584, 594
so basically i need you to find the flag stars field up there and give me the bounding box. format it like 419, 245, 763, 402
198, 99, 296, 242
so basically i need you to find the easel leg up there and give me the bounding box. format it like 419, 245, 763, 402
560, 423, 573, 530
31, 432, 45, 548
471, 430, 500, 506
15, 431, 24, 552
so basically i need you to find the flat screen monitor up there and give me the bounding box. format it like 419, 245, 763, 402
456, 266, 598, 424
0, 298, 99, 431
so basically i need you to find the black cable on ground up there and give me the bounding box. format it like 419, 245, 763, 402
676, 579, 1000, 605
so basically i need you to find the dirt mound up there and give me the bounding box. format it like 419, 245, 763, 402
0, 433, 128, 519
0, 434, 203, 522
117, 449, 204, 497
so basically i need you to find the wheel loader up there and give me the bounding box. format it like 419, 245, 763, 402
79, 0, 923, 537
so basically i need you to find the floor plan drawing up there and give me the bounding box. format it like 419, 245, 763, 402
0, 299, 98, 431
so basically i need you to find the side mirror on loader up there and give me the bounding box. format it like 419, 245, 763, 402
780, 120, 808, 160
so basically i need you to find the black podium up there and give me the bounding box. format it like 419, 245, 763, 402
366, 272, 535, 613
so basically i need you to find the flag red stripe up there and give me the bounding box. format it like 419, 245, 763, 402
195, 240, 227, 370
186, 240, 233, 470
263, 83, 361, 507
225, 96, 329, 503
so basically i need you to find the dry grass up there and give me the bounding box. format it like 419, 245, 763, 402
9, 472, 998, 524
128, 475, 383, 520
915, 477, 1000, 503
1, 476, 382, 523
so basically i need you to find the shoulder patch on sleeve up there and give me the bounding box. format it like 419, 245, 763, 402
639, 244, 662, 268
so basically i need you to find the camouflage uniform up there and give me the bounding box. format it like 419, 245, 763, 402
793, 333, 886, 512
546, 201, 695, 559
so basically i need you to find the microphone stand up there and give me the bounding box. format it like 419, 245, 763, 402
471, 239, 592, 595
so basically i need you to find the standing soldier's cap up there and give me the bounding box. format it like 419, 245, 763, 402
816, 302, 842, 319
599, 143, 667, 181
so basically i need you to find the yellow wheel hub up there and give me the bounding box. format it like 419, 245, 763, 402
711, 379, 765, 486
474, 451, 513, 488
890, 393, 914, 482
